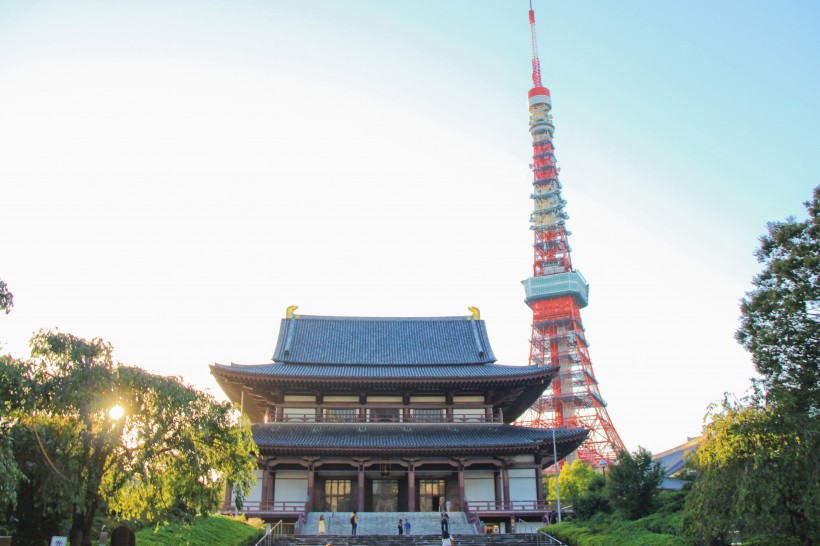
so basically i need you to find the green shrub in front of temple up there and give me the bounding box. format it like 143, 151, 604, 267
542, 509, 689, 546
135, 514, 265, 546
543, 485, 689, 546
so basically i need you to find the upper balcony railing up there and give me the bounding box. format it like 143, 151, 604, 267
225, 500, 306, 515
277, 411, 498, 424
464, 499, 549, 513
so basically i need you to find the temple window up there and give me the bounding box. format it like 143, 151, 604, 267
323, 479, 353, 512
368, 407, 401, 423
411, 408, 445, 423
453, 408, 488, 422
323, 407, 358, 422
281, 407, 315, 422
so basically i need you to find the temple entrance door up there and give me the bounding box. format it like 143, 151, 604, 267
372, 479, 398, 512
418, 479, 445, 512
323, 479, 353, 512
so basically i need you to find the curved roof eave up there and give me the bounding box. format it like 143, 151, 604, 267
210, 362, 557, 384
251, 423, 589, 460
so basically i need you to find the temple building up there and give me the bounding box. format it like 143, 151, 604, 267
211, 308, 588, 533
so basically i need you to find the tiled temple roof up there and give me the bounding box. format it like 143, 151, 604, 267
211, 362, 550, 380
272, 315, 496, 365
252, 423, 589, 458
210, 312, 557, 424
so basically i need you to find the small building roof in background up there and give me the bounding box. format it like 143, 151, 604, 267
654, 436, 704, 490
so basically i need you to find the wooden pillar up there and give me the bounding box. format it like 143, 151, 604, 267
536, 465, 545, 509
501, 464, 511, 510
408, 462, 416, 512
357, 464, 365, 512
261, 464, 270, 511
307, 463, 315, 513
457, 464, 465, 511
493, 470, 501, 510
223, 481, 233, 511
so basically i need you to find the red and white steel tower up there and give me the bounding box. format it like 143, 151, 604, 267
516, 3, 626, 464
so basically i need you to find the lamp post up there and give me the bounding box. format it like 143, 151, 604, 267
598, 459, 608, 478
551, 427, 562, 523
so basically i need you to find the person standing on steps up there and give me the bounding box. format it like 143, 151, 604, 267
318, 514, 326, 535
350, 511, 358, 535
398, 518, 404, 535
440, 510, 450, 534
404, 518, 411, 535
445, 498, 452, 513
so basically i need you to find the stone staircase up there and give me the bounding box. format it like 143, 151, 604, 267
304, 512, 475, 536
259, 533, 562, 546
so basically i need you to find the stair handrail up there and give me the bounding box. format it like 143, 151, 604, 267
515, 517, 532, 534
254, 520, 284, 546
295, 511, 306, 535
463, 499, 484, 534
537, 529, 567, 546
254, 530, 269, 546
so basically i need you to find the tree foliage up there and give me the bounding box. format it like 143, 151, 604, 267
736, 186, 820, 413
0, 278, 12, 314
0, 330, 257, 546
0, 353, 28, 523
684, 185, 820, 546
684, 400, 819, 545
573, 473, 610, 520
605, 447, 663, 520
545, 459, 602, 507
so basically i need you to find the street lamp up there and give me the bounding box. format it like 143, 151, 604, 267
551, 427, 562, 523
598, 459, 608, 477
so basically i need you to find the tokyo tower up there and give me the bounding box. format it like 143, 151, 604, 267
515, 3, 626, 464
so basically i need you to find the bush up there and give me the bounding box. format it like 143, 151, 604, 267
545, 514, 690, 546
574, 490, 611, 520
606, 447, 663, 520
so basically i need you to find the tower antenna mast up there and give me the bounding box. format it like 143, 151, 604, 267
529, 1, 543, 88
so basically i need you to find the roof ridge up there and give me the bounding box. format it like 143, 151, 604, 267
292, 315, 482, 321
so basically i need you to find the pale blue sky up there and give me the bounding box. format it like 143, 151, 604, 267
1, 1, 818, 453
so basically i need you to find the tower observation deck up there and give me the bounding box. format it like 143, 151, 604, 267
515, 3, 626, 465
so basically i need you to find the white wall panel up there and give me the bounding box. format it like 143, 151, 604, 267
508, 468, 537, 501
464, 471, 496, 502
274, 470, 308, 503
246, 469, 264, 503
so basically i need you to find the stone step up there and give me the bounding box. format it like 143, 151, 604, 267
304, 511, 474, 536
261, 533, 558, 546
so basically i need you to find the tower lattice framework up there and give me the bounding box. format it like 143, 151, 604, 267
515, 4, 626, 464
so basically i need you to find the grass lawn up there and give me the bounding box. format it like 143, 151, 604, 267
135, 514, 265, 546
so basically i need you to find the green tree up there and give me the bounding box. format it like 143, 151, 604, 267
545, 459, 601, 506
0, 278, 12, 314
572, 473, 610, 520
736, 186, 820, 413
605, 446, 663, 520
0, 354, 27, 527
684, 399, 819, 545
684, 185, 820, 546
1, 330, 257, 546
